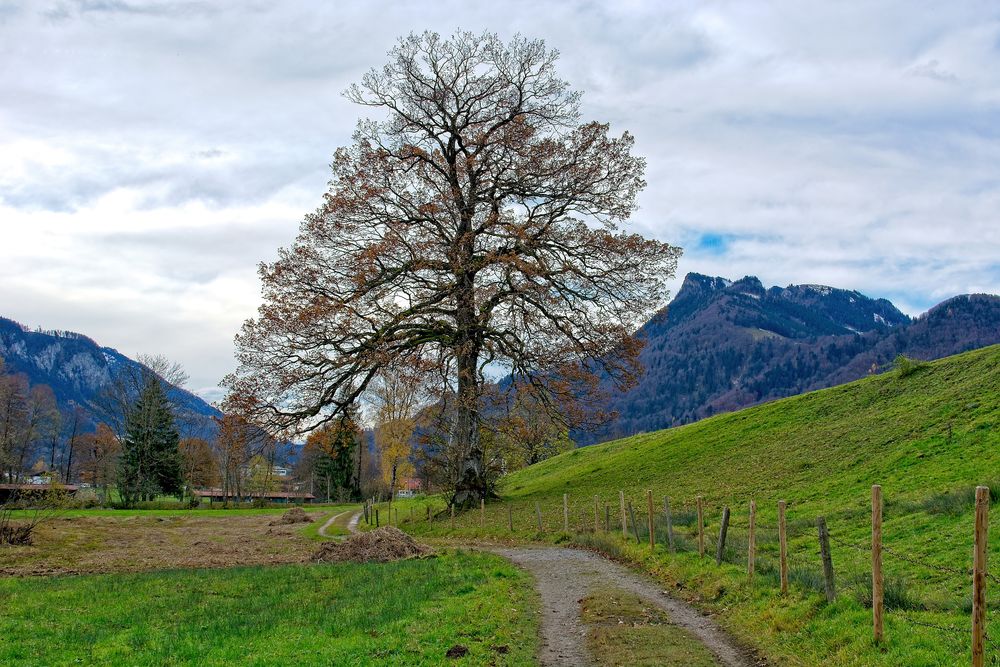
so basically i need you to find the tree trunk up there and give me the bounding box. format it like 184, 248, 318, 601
451, 333, 487, 508
63, 413, 80, 484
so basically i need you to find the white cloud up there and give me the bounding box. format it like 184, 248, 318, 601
1, 0, 999, 394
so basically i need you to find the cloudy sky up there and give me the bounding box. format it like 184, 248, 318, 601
2, 1, 999, 401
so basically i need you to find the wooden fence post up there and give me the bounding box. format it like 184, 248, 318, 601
594, 495, 600, 532
715, 506, 730, 565
480, 498, 485, 528
817, 516, 835, 602
664, 497, 675, 553
563, 493, 569, 532
627, 501, 640, 543
973, 485, 989, 667
748, 499, 757, 582
872, 485, 884, 643
450, 505, 455, 530
375, 508, 379, 528
778, 500, 788, 594
535, 502, 544, 533
508, 505, 514, 532
697, 496, 705, 558
620, 490, 627, 539
647, 490, 656, 549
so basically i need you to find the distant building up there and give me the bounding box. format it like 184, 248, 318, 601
396, 478, 422, 498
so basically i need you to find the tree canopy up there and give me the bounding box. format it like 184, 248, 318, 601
225, 31, 681, 505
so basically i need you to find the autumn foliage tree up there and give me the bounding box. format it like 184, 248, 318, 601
77, 423, 120, 503
369, 360, 428, 504
179, 437, 219, 493
224, 31, 681, 506
213, 414, 257, 502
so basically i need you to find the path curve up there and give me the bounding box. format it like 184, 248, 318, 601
317, 510, 364, 538
487, 546, 761, 667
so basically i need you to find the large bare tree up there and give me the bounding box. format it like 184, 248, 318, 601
225, 31, 681, 505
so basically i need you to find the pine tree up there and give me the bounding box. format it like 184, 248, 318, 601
117, 376, 182, 506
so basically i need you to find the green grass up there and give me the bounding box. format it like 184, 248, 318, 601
400, 344, 1000, 665
0, 551, 538, 666
299, 505, 359, 540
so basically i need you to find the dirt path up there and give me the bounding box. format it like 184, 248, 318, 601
317, 509, 364, 538
488, 546, 761, 667
317, 511, 349, 538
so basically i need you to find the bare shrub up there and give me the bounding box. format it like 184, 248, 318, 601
0, 489, 68, 546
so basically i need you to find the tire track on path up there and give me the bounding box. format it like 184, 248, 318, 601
486, 546, 764, 667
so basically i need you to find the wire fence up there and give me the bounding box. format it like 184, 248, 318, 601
383, 484, 999, 665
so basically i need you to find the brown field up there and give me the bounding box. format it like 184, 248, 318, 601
0, 511, 328, 577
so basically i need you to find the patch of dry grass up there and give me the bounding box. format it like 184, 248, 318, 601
581, 588, 719, 666
0, 511, 327, 576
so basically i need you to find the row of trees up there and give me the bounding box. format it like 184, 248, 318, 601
0, 358, 80, 485
0, 354, 296, 507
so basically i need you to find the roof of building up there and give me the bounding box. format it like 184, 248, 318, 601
400, 478, 422, 491
0, 483, 79, 492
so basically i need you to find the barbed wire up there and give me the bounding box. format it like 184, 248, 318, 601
826, 531, 870, 553
882, 542, 976, 580
895, 610, 967, 639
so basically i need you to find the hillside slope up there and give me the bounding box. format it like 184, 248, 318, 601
410, 345, 1000, 665
509, 344, 1000, 512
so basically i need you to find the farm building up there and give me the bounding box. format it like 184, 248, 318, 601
396, 478, 422, 498
192, 489, 315, 504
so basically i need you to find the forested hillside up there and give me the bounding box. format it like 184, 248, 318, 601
584, 273, 1000, 443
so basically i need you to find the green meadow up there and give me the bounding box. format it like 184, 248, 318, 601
0, 551, 538, 667
397, 345, 1000, 665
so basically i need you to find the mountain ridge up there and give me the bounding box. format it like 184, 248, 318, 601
0, 316, 220, 435
581, 273, 1000, 444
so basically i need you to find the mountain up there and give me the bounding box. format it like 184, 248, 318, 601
582, 273, 1000, 443
0, 317, 220, 434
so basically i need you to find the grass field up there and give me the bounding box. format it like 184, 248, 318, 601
1, 506, 356, 576
7, 502, 356, 519
0, 550, 538, 666
394, 345, 1000, 665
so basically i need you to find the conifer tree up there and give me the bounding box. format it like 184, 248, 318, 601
118, 376, 183, 505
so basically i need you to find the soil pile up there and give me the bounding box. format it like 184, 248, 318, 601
312, 526, 432, 563
270, 507, 314, 525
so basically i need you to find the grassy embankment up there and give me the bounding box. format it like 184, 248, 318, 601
395, 345, 1000, 665
0, 550, 538, 666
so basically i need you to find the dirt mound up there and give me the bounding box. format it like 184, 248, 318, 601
311, 526, 432, 563
269, 507, 314, 525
